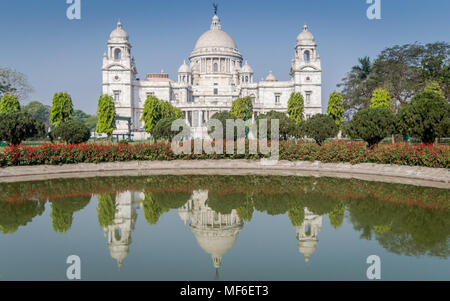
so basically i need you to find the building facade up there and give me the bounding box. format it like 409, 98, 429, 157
102, 12, 323, 136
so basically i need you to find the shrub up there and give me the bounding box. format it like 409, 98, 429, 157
345, 107, 395, 148
208, 111, 245, 140
0, 111, 39, 145
152, 117, 186, 141
303, 114, 339, 145
397, 90, 449, 144
257, 110, 297, 140
51, 120, 91, 144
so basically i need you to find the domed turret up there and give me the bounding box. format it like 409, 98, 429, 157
241, 61, 253, 73
178, 60, 191, 73
110, 20, 129, 42
265, 71, 277, 82
296, 24, 316, 46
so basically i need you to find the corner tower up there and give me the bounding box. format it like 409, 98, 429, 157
291, 24, 322, 117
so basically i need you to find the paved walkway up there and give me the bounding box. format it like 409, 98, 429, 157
0, 160, 448, 189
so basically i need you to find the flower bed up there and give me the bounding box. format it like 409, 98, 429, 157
0, 141, 448, 168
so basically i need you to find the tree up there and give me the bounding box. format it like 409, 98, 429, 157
50, 196, 90, 233
50, 120, 91, 144
23, 101, 51, 128
142, 193, 169, 225
231, 96, 253, 120
397, 87, 449, 144
97, 194, 116, 228
338, 42, 450, 116
50, 92, 74, 127
287, 93, 304, 125
338, 56, 375, 116
288, 205, 305, 226
0, 94, 21, 113
0, 67, 33, 99
96, 95, 116, 140
152, 117, 187, 141
328, 202, 345, 229
208, 111, 244, 140
141, 96, 182, 133
327, 92, 344, 128
345, 107, 395, 148
0, 111, 39, 145
370, 88, 392, 109
256, 111, 298, 140
303, 114, 339, 145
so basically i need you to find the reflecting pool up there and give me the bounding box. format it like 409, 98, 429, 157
0, 175, 449, 281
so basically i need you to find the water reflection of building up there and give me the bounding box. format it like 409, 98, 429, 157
179, 190, 243, 274
296, 208, 323, 263
103, 191, 142, 268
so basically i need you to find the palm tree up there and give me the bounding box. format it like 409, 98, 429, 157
352, 57, 372, 80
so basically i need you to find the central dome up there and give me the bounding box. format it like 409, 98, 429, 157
191, 14, 240, 57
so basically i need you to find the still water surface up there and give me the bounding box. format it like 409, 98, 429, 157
0, 175, 448, 281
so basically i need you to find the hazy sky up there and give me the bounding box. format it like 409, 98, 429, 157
1, 0, 449, 114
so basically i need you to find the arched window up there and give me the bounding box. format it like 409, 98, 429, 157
114, 48, 122, 60
304, 50, 310, 62
245, 76, 249, 83
213, 63, 218, 72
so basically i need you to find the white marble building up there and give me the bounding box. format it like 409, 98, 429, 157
102, 11, 322, 136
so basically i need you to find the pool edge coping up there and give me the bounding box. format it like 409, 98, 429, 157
0, 160, 448, 189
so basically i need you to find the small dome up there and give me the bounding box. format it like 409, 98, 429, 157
265, 71, 277, 82
178, 60, 191, 73
297, 24, 315, 45
110, 20, 129, 41
241, 61, 253, 73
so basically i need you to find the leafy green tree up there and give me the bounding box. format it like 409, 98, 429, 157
23, 101, 50, 128
50, 196, 90, 233
326, 92, 344, 128
370, 88, 392, 109
50, 204, 73, 233
288, 205, 305, 226
97, 194, 116, 227
338, 56, 375, 116
50, 120, 91, 144
303, 114, 339, 145
141, 96, 182, 133
0, 200, 45, 234
209, 111, 245, 140
231, 96, 253, 120
256, 111, 297, 140
0, 94, 21, 113
338, 42, 450, 116
287, 93, 304, 125
152, 117, 187, 141
345, 107, 395, 148
142, 193, 169, 225
0, 111, 39, 145
96, 95, 116, 140
50, 92, 74, 127
397, 88, 449, 144
328, 203, 345, 229
72, 109, 97, 131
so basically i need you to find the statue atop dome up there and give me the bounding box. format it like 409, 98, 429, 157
213, 3, 218, 16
